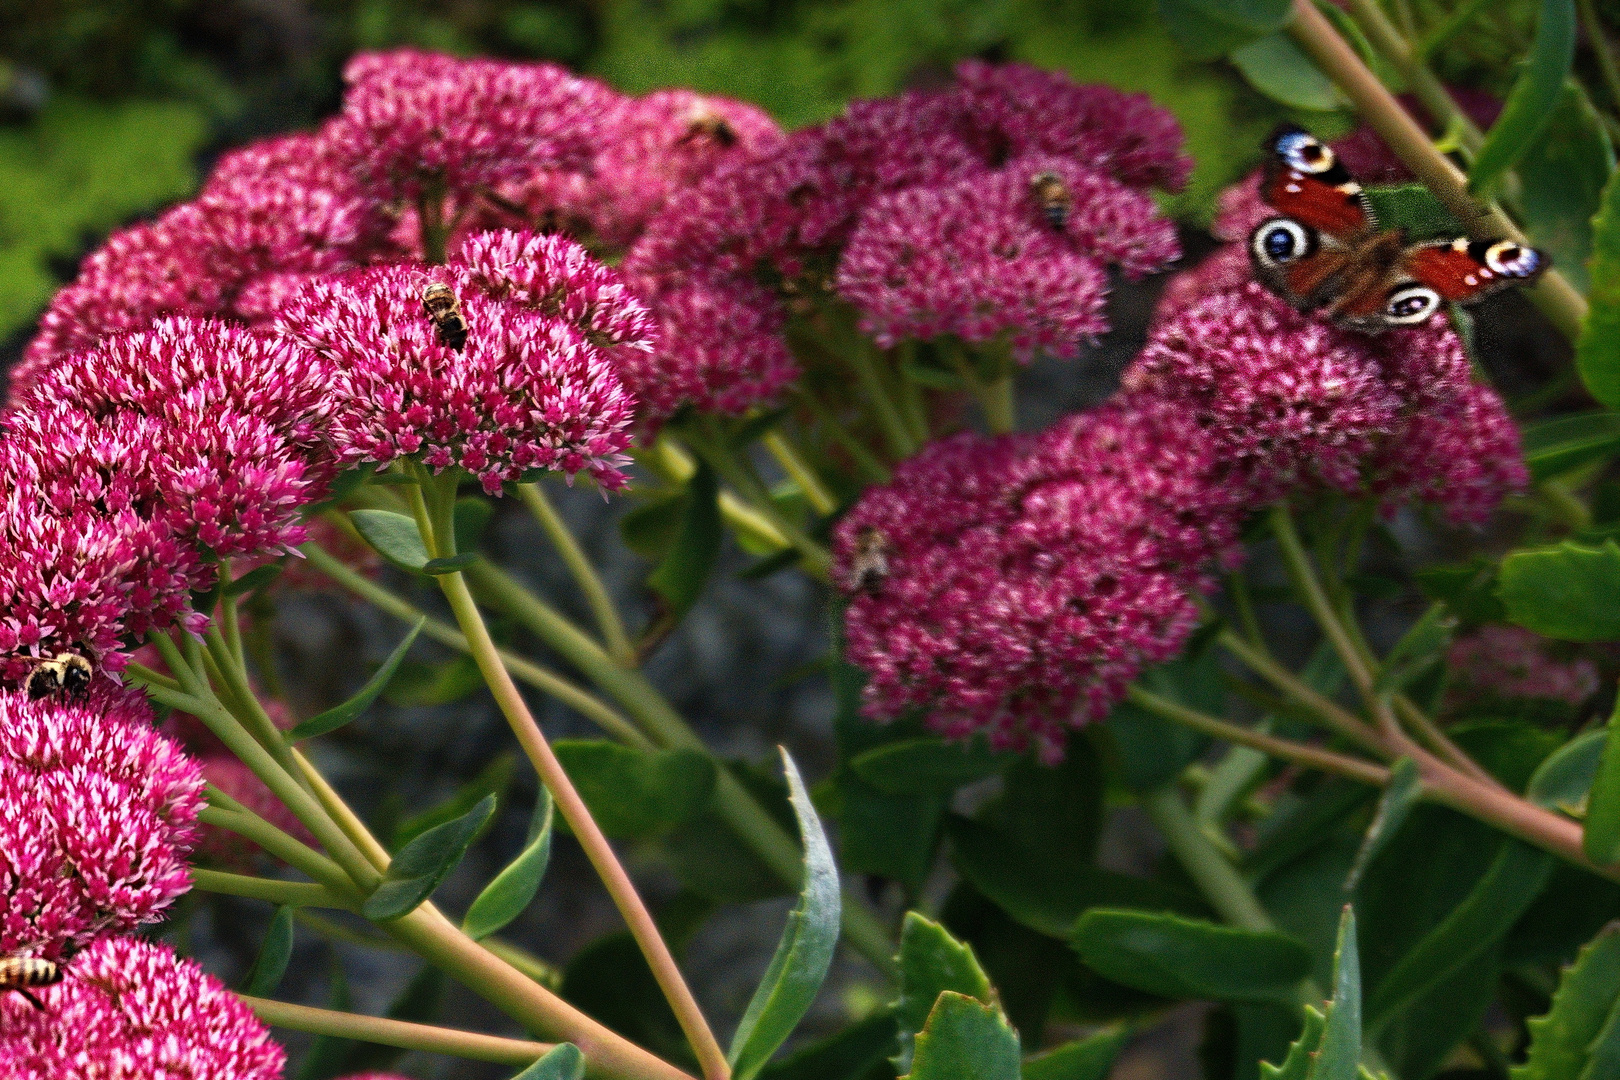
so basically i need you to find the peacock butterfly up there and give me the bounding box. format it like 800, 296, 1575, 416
1248, 125, 1547, 334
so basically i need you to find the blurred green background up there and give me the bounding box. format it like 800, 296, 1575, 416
0, 0, 1296, 345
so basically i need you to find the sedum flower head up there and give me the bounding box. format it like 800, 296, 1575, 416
836, 399, 1240, 761
1446, 625, 1600, 707
0, 935, 285, 1080
277, 262, 635, 493
0, 687, 202, 961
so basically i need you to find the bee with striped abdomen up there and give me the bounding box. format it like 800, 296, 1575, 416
25, 652, 93, 700
1029, 171, 1072, 232
421, 282, 469, 351
0, 956, 62, 1010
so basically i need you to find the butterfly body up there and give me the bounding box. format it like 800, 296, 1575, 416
1249, 126, 1546, 333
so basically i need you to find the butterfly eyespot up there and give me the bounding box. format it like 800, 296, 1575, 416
1484, 240, 1542, 278
1276, 129, 1334, 174
1251, 219, 1311, 266
1385, 285, 1442, 324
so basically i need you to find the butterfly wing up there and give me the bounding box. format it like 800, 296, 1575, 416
1405, 238, 1548, 302
1251, 126, 1377, 310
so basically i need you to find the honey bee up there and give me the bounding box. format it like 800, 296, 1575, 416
1029, 171, 1072, 232
421, 282, 469, 351
25, 652, 93, 700
677, 104, 737, 148
849, 528, 891, 594
0, 956, 62, 1011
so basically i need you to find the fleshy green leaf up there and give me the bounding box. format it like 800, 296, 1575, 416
1468, 0, 1577, 197
225, 563, 284, 598
1586, 698, 1620, 865
1366, 840, 1553, 1029
727, 749, 842, 1080
363, 794, 497, 921
1362, 184, 1461, 240
1069, 909, 1312, 1005
289, 618, 425, 741
463, 788, 555, 941
1259, 1003, 1328, 1080
1582, 155, 1620, 406
1513, 923, 1620, 1080
420, 553, 480, 575
1228, 33, 1345, 111
1528, 729, 1609, 815
647, 462, 722, 619
1156, 0, 1291, 60
903, 992, 1020, 1080
348, 509, 431, 571
1499, 541, 1620, 641
512, 1044, 584, 1080
850, 738, 1012, 795
1524, 412, 1620, 481
1317, 905, 1362, 1080
1343, 758, 1423, 892
393, 755, 514, 848
241, 906, 295, 997
756, 1010, 898, 1080
1373, 604, 1455, 696
893, 912, 995, 1073
1021, 1029, 1128, 1080
1516, 80, 1615, 294
553, 741, 716, 839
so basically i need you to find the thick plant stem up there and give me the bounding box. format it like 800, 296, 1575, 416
792, 387, 892, 484
983, 376, 1015, 434
1125, 685, 1390, 786
300, 542, 651, 748
192, 870, 346, 909
1340, 0, 1483, 154
642, 437, 797, 548
764, 430, 839, 516
197, 804, 360, 900
1139, 786, 1279, 933
846, 340, 916, 458
684, 424, 832, 580
436, 567, 730, 1080
464, 559, 901, 975
244, 995, 557, 1067
1287, 0, 1589, 343
518, 481, 638, 667
1214, 629, 1384, 750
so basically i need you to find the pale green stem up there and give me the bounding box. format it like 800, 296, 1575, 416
484, 937, 565, 989
763, 430, 839, 516
197, 804, 359, 901
300, 542, 651, 748
291, 745, 397, 870
846, 339, 916, 458
1287, 0, 1589, 342
1582, 0, 1620, 114
124, 659, 181, 694
192, 869, 347, 909
1417, 0, 1497, 58
462, 558, 901, 976
683, 424, 831, 580
983, 375, 1015, 434
1212, 628, 1386, 751
244, 995, 557, 1067
1341, 0, 1484, 155
422, 485, 730, 1080
204, 626, 305, 779
792, 386, 892, 483
639, 437, 795, 548
220, 558, 247, 668
518, 481, 638, 667
1125, 685, 1391, 786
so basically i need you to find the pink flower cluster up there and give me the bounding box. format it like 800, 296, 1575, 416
0, 935, 285, 1080
0, 687, 202, 962
1446, 625, 1600, 708
621, 60, 1187, 425
838, 280, 1527, 756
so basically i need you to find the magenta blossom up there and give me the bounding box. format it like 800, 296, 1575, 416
1447, 625, 1600, 708
836, 399, 1241, 761
0, 687, 202, 961
276, 261, 635, 493
0, 935, 285, 1080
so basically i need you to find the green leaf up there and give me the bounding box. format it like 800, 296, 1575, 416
553, 741, 716, 839
289, 618, 425, 741
727, 749, 842, 1080
561, 933, 688, 1062
893, 912, 995, 1073
420, 553, 480, 575
1373, 603, 1455, 696
241, 906, 295, 997
1366, 840, 1553, 1029
1361, 184, 1461, 241
1259, 1004, 1327, 1080
384, 654, 485, 707
1529, 729, 1609, 815
1106, 649, 1222, 790
1499, 541, 1620, 640
1468, 0, 1577, 197
850, 738, 1012, 795
1581, 154, 1620, 406
455, 496, 494, 551
903, 992, 1020, 1080
295, 963, 354, 1080
1156, 0, 1292, 60
1343, 758, 1423, 892
348, 509, 431, 571
1516, 81, 1615, 295
1228, 33, 1345, 111
1524, 413, 1620, 481
647, 462, 722, 618
225, 563, 284, 598
1585, 1002, 1620, 1080
1317, 905, 1362, 1080
1021, 1029, 1128, 1080
1586, 698, 1620, 865
620, 489, 687, 561
463, 787, 555, 941
757, 1010, 898, 1080
393, 754, 514, 848
363, 794, 497, 921
1513, 923, 1620, 1080
1416, 558, 1506, 625
1070, 909, 1312, 1005
512, 1044, 584, 1080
